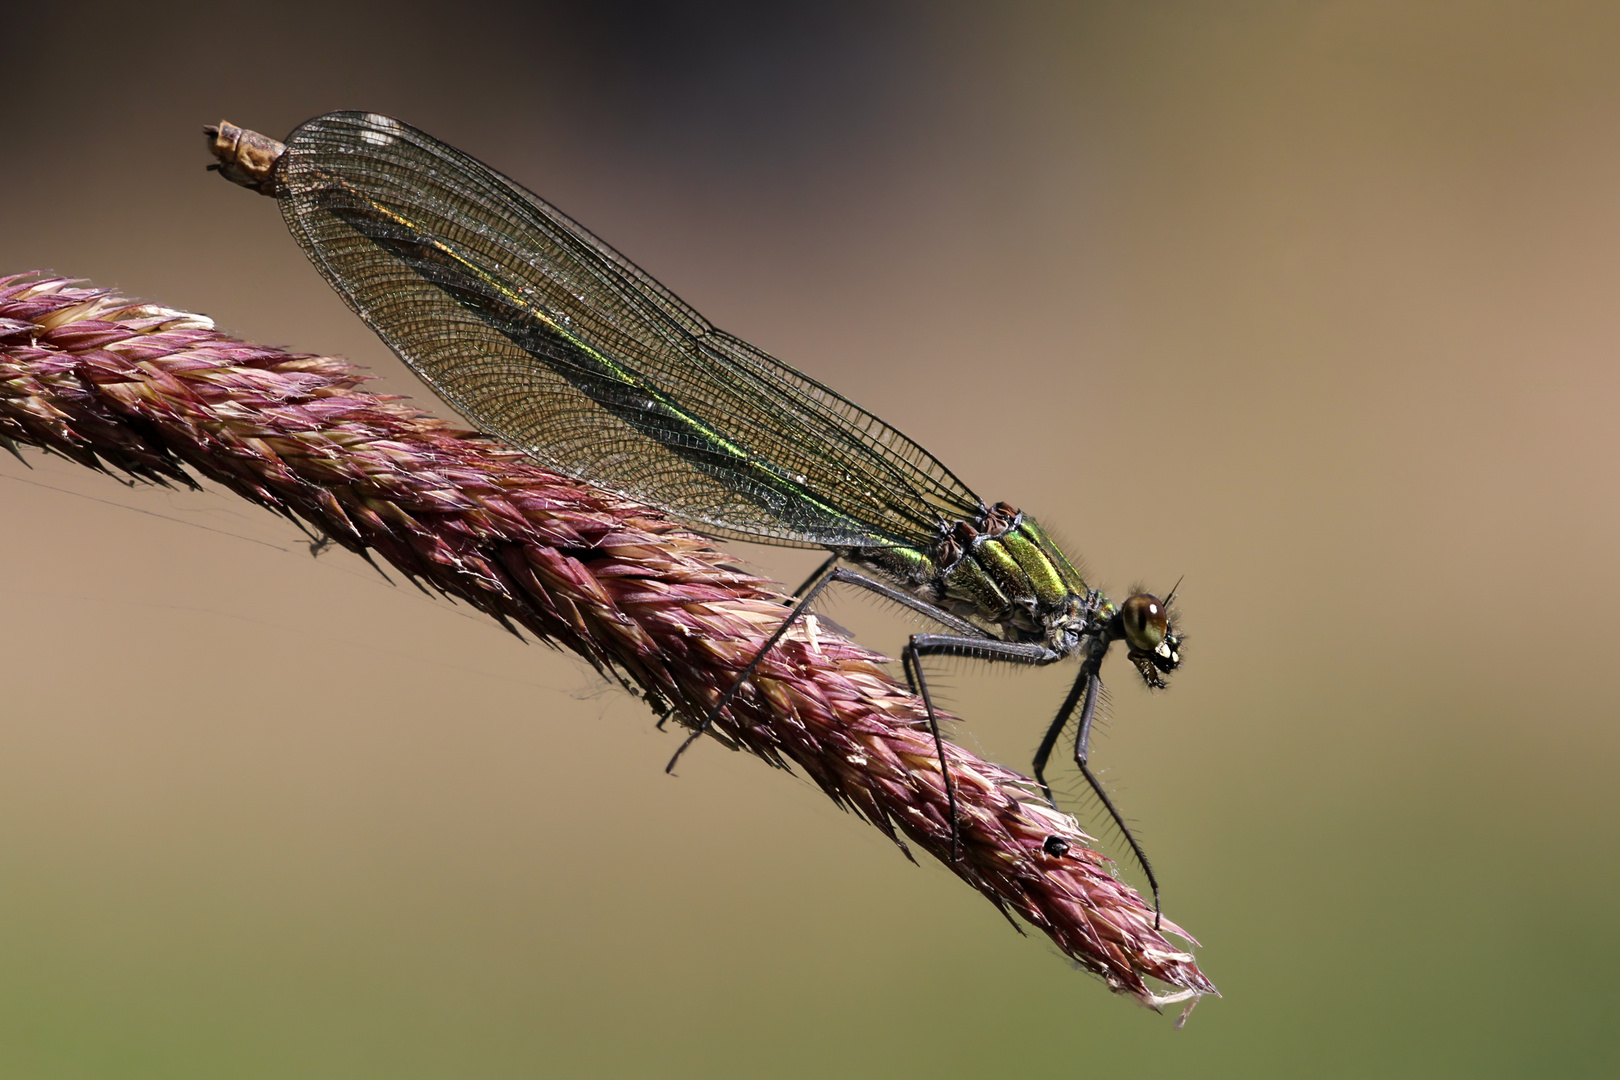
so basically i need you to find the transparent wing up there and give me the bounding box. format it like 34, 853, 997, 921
275, 112, 985, 549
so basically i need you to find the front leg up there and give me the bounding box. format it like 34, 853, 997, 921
1070, 684, 1163, 927
1032, 664, 1096, 808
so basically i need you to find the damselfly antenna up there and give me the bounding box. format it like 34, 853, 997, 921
1163, 575, 1185, 608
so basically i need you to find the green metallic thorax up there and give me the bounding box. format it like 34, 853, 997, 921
949, 516, 1091, 638
848, 513, 1104, 650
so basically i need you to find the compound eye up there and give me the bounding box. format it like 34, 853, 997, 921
1121, 593, 1168, 653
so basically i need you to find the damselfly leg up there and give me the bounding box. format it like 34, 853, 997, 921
654, 553, 838, 734
665, 562, 991, 857
1032, 664, 1163, 926
667, 561, 1062, 863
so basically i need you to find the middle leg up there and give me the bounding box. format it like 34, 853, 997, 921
906, 633, 1061, 861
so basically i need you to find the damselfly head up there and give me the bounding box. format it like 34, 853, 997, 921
1119, 592, 1181, 689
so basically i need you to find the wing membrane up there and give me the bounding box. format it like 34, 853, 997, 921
276, 112, 984, 549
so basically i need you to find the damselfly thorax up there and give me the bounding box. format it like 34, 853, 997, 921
848, 501, 1180, 675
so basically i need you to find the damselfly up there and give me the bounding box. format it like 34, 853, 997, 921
211, 112, 1183, 916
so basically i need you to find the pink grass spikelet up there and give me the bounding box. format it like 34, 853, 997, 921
0, 272, 1215, 1012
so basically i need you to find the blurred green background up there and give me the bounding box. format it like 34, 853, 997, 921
2, 1, 1617, 1076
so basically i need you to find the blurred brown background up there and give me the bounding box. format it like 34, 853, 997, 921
2, 1, 1617, 1076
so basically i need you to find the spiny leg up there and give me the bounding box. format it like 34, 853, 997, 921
898, 645, 964, 860
1071, 675, 1163, 927
657, 553, 842, 734
664, 565, 1053, 870
907, 634, 1061, 863
665, 564, 846, 772
665, 562, 1035, 862
666, 562, 989, 760
1032, 664, 1095, 808
658, 551, 846, 733
788, 553, 841, 600
901, 640, 960, 861
657, 553, 840, 734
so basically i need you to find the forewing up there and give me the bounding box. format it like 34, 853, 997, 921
275, 112, 983, 548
